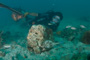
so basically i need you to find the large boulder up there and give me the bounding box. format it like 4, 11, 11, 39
27, 25, 54, 53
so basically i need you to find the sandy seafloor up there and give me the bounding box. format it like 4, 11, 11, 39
0, 14, 90, 60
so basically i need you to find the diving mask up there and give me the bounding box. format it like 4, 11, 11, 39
53, 15, 60, 23
49, 15, 60, 25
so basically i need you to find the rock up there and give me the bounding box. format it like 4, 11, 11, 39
27, 25, 54, 53
81, 30, 90, 44
60, 27, 77, 41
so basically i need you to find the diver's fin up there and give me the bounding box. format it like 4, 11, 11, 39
0, 3, 22, 15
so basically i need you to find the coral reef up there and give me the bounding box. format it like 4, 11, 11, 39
27, 25, 55, 53
81, 30, 90, 44
59, 27, 77, 41
56, 25, 87, 41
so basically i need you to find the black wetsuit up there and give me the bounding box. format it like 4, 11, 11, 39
29, 11, 63, 31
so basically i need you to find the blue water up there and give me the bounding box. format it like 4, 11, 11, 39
0, 0, 90, 28
0, 0, 90, 60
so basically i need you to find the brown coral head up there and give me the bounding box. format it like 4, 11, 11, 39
81, 30, 90, 44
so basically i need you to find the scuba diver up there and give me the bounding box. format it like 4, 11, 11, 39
0, 3, 63, 31
30, 11, 63, 31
